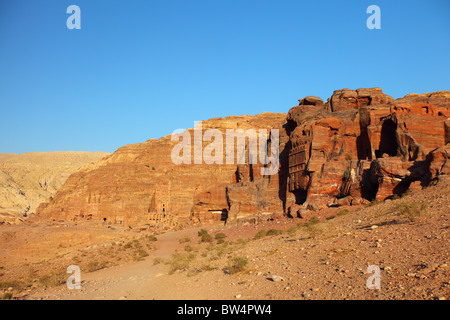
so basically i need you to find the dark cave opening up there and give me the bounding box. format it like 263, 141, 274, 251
376, 119, 398, 158
360, 169, 379, 201
292, 189, 308, 205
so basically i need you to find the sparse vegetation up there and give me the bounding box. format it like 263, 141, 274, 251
337, 208, 349, 216
165, 252, 196, 275
124, 242, 133, 249
226, 256, 248, 274
86, 261, 108, 272
307, 216, 321, 225
198, 229, 213, 243
179, 237, 190, 243
236, 238, 250, 246
0, 280, 25, 291
2, 292, 12, 300
287, 225, 299, 236
145, 235, 158, 242
201, 264, 217, 272
254, 229, 267, 239
369, 199, 383, 206
394, 200, 429, 222
254, 228, 283, 239
214, 233, 227, 240
38, 270, 66, 287
72, 256, 81, 264
266, 229, 283, 236
297, 216, 323, 238
392, 194, 401, 200
136, 249, 149, 258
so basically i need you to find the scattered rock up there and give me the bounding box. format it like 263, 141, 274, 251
271, 275, 284, 282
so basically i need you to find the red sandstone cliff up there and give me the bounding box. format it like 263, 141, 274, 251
35, 88, 450, 228
285, 88, 450, 217
35, 113, 286, 227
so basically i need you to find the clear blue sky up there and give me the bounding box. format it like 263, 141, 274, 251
0, 0, 449, 153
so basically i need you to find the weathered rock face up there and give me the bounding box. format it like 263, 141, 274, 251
35, 88, 450, 227
285, 88, 450, 212
327, 88, 395, 112
35, 113, 287, 227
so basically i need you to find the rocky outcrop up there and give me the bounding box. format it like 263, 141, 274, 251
35, 113, 287, 227
285, 88, 450, 213
327, 88, 395, 112
34, 88, 450, 227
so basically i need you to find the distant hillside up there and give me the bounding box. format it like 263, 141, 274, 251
0, 151, 110, 224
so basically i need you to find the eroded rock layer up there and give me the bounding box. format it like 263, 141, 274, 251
285, 88, 449, 215
35, 88, 450, 227
35, 113, 287, 227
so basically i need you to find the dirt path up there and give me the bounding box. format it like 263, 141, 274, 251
29, 226, 202, 300
23, 181, 450, 300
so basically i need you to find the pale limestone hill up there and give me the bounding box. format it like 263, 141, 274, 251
0, 151, 109, 224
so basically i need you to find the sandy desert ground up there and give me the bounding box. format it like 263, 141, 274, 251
0, 179, 448, 300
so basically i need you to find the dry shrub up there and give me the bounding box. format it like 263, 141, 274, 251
226, 256, 248, 274
394, 201, 428, 222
